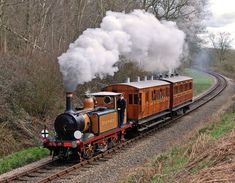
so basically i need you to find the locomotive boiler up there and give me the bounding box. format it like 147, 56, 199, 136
54, 92, 91, 140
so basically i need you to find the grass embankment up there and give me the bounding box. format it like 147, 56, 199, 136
183, 68, 214, 96
120, 101, 235, 183
0, 147, 49, 174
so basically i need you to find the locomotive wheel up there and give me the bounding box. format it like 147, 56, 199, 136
83, 144, 94, 159
108, 137, 118, 148
98, 140, 108, 152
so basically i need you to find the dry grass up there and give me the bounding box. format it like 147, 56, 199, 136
119, 167, 155, 183
118, 102, 235, 183
0, 124, 20, 157
179, 130, 235, 183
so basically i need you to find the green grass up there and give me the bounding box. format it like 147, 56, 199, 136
150, 111, 235, 183
198, 113, 235, 139
151, 146, 189, 183
183, 68, 214, 96
190, 159, 212, 174
0, 147, 49, 174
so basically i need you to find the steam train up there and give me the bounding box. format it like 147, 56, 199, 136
42, 75, 193, 159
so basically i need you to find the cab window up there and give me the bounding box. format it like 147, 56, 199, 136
129, 94, 133, 104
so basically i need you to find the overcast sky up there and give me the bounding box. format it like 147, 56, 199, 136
206, 0, 235, 47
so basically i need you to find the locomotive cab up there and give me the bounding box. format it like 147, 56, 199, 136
90, 91, 128, 124
90, 91, 121, 110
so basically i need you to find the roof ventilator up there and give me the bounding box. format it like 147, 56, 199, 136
126, 77, 130, 83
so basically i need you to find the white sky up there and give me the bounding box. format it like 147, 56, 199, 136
206, 0, 235, 47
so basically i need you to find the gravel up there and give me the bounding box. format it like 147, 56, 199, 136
58, 77, 235, 183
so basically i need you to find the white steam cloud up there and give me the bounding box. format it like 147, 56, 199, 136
58, 10, 185, 92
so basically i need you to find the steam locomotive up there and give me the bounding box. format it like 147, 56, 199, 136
42, 75, 193, 160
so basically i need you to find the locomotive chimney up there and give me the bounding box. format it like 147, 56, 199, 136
65, 92, 73, 112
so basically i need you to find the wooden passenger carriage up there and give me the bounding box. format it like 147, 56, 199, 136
161, 76, 193, 112
103, 80, 171, 123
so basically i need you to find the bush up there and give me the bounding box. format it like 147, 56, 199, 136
0, 53, 63, 118
223, 62, 234, 73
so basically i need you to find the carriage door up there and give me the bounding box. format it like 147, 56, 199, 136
145, 91, 150, 116
138, 93, 142, 113
128, 93, 139, 119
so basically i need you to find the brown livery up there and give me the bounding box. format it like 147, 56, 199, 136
42, 75, 193, 160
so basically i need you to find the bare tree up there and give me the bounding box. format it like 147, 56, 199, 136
142, 0, 195, 21
0, 0, 6, 53
209, 32, 233, 63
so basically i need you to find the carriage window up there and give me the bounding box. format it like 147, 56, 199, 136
175, 86, 178, 94
139, 93, 142, 105
180, 85, 183, 92
146, 92, 149, 102
129, 94, 133, 104
189, 83, 192, 89
134, 94, 138, 104
156, 90, 160, 100
185, 83, 188, 90
162, 89, 165, 98
183, 84, 186, 91
159, 89, 162, 98
166, 88, 169, 97
181, 85, 184, 92
152, 90, 156, 100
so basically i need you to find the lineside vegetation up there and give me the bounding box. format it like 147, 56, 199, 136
0, 147, 49, 174
119, 98, 235, 183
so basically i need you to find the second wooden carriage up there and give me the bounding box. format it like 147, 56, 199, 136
161, 76, 193, 112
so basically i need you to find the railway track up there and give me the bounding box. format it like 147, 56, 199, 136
0, 71, 228, 183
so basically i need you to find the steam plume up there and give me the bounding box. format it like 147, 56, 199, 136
58, 10, 185, 92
